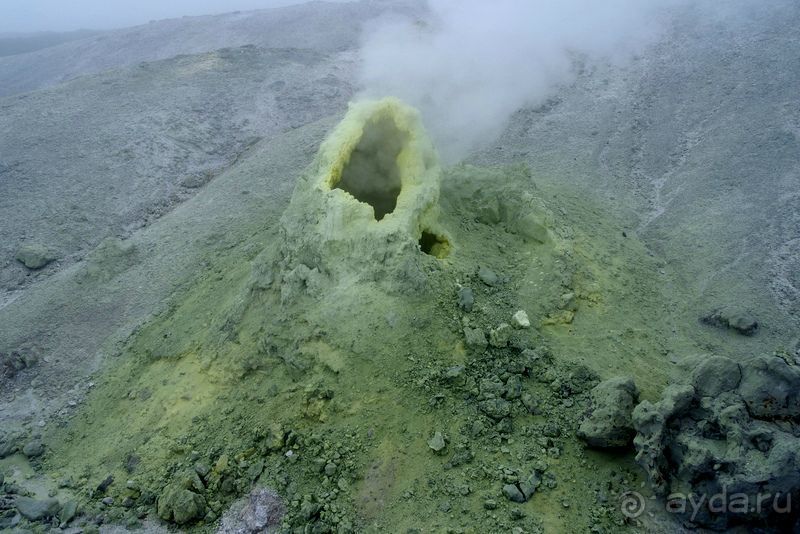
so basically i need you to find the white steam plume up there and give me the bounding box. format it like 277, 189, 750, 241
358, 0, 687, 162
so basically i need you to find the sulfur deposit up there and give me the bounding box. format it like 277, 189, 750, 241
27, 97, 689, 534
265, 98, 452, 304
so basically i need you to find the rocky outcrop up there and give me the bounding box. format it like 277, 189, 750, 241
15, 243, 56, 269
577, 376, 639, 448
632, 355, 800, 530
15, 496, 61, 521
157, 476, 207, 525
701, 308, 759, 336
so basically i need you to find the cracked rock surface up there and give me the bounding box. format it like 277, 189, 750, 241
632, 355, 800, 530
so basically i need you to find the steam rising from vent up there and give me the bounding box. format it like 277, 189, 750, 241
358, 0, 690, 162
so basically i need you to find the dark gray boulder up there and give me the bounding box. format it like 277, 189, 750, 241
15, 496, 61, 521
632, 355, 800, 530
477, 266, 499, 286
502, 484, 526, 503
21, 440, 44, 458
738, 356, 800, 419
691, 356, 742, 397
577, 376, 639, 448
478, 398, 511, 421
457, 286, 474, 312
701, 308, 759, 336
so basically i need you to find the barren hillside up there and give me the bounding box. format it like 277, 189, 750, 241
0, 1, 798, 532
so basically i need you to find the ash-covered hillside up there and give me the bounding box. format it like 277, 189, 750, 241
471, 0, 800, 362
0, 46, 356, 300
0, 0, 423, 98
0, 1, 799, 533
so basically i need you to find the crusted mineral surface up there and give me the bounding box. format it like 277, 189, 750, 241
269, 98, 451, 304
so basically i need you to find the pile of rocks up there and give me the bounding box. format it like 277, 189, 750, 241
576, 355, 800, 530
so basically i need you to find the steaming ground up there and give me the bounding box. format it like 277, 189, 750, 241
470, 0, 800, 360
0, 0, 798, 532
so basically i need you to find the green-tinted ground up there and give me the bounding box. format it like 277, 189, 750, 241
2, 4, 797, 533
23, 159, 701, 533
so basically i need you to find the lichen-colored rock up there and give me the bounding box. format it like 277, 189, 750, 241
15, 243, 56, 269
157, 483, 206, 525
427, 431, 446, 454
489, 323, 512, 347
515, 213, 549, 243
218, 487, 284, 534
463, 326, 487, 350
511, 310, 530, 329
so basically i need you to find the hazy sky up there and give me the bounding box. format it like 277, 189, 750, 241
1, 0, 352, 34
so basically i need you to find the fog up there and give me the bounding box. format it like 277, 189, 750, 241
3, 0, 764, 162
0, 0, 354, 34
358, 0, 694, 161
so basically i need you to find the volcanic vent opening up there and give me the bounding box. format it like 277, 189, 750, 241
419, 229, 451, 259
334, 115, 406, 221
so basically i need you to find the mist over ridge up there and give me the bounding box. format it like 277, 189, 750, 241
357, 0, 764, 161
